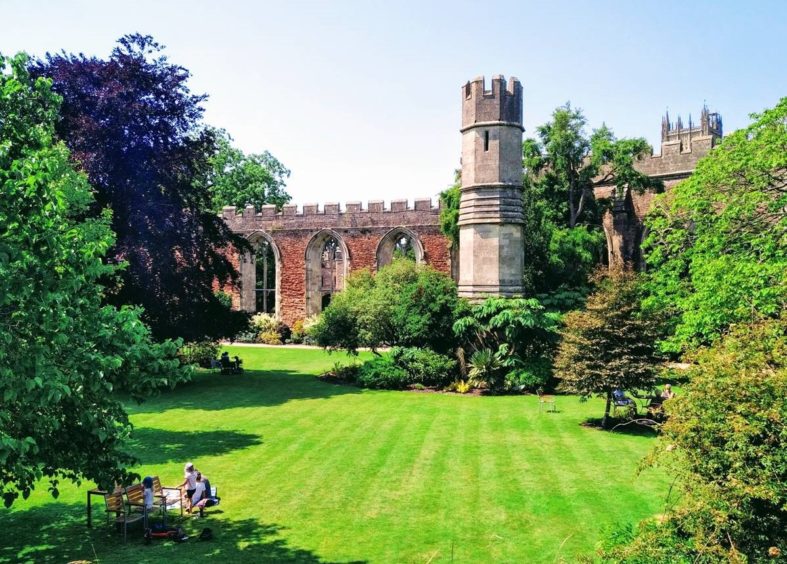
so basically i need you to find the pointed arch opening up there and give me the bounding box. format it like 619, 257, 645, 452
305, 230, 349, 316
375, 227, 425, 269
240, 231, 281, 317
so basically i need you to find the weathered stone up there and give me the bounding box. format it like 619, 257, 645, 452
458, 75, 525, 299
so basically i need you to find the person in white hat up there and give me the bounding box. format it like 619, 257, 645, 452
178, 462, 198, 512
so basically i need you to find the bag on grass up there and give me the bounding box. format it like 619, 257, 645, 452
199, 527, 214, 541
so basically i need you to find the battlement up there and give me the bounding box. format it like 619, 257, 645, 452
221, 198, 440, 221
461, 75, 523, 130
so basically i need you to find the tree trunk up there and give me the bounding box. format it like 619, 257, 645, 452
602, 391, 612, 429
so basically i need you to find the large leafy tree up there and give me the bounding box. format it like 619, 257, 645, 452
208, 129, 291, 212
555, 269, 661, 427
643, 97, 787, 354
30, 35, 249, 341
522, 104, 660, 294
600, 318, 786, 562
0, 54, 190, 506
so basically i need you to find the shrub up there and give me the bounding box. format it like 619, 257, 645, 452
302, 315, 320, 345
329, 361, 361, 382
215, 290, 233, 310
467, 348, 505, 391
600, 317, 787, 561
233, 329, 258, 343
356, 356, 410, 390
505, 358, 553, 392
290, 319, 306, 344
276, 321, 291, 343
250, 313, 278, 334
447, 379, 471, 394
390, 347, 457, 388
178, 341, 220, 368
259, 330, 282, 345
312, 260, 460, 354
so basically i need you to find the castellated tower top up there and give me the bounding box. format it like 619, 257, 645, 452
461, 75, 523, 131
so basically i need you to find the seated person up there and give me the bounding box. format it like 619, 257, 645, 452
142, 476, 155, 513
613, 389, 636, 406
660, 384, 675, 400
612, 389, 637, 415
192, 473, 220, 516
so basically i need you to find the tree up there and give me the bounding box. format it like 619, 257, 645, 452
600, 317, 786, 562
0, 54, 190, 507
555, 269, 661, 427
522, 104, 660, 295
311, 259, 460, 354
525, 104, 659, 228
208, 129, 291, 212
453, 297, 560, 391
30, 35, 249, 341
438, 170, 461, 248
643, 97, 787, 354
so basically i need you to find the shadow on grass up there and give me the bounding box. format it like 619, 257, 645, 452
581, 417, 661, 436
0, 502, 363, 563
126, 428, 263, 465
128, 369, 364, 414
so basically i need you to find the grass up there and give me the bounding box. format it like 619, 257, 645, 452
0, 346, 671, 563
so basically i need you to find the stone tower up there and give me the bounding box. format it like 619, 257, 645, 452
457, 75, 524, 298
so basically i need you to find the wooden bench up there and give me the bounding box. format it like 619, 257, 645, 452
104, 490, 144, 542
151, 476, 184, 518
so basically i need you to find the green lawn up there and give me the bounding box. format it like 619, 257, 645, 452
0, 346, 670, 563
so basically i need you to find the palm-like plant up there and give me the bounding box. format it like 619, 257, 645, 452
467, 349, 502, 390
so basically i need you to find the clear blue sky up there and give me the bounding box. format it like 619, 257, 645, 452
2, 0, 785, 205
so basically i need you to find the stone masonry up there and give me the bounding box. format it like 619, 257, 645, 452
457, 75, 525, 298
222, 73, 720, 326
595, 106, 722, 266
221, 200, 450, 326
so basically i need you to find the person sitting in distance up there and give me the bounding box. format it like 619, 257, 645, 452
661, 384, 675, 400
188, 471, 206, 513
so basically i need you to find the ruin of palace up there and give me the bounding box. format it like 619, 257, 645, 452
222, 76, 722, 325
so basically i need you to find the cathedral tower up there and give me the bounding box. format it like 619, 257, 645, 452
457, 75, 525, 298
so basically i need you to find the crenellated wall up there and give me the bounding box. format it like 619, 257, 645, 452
594, 108, 721, 267
222, 198, 451, 326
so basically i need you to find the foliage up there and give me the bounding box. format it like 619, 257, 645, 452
601, 318, 787, 562
312, 259, 460, 354
389, 347, 457, 388
643, 97, 787, 354
338, 347, 456, 390
466, 349, 504, 391
0, 53, 190, 506
447, 379, 472, 394
505, 358, 553, 393
290, 319, 306, 344
522, 104, 659, 296
356, 356, 411, 390
524, 103, 660, 228
556, 269, 661, 426
438, 170, 461, 247
454, 297, 560, 392
207, 128, 291, 212
178, 341, 220, 368
215, 290, 233, 310
29, 34, 250, 342
259, 330, 283, 345
250, 312, 279, 334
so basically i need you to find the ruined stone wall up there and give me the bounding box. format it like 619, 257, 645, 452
222, 199, 451, 326
594, 134, 717, 266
